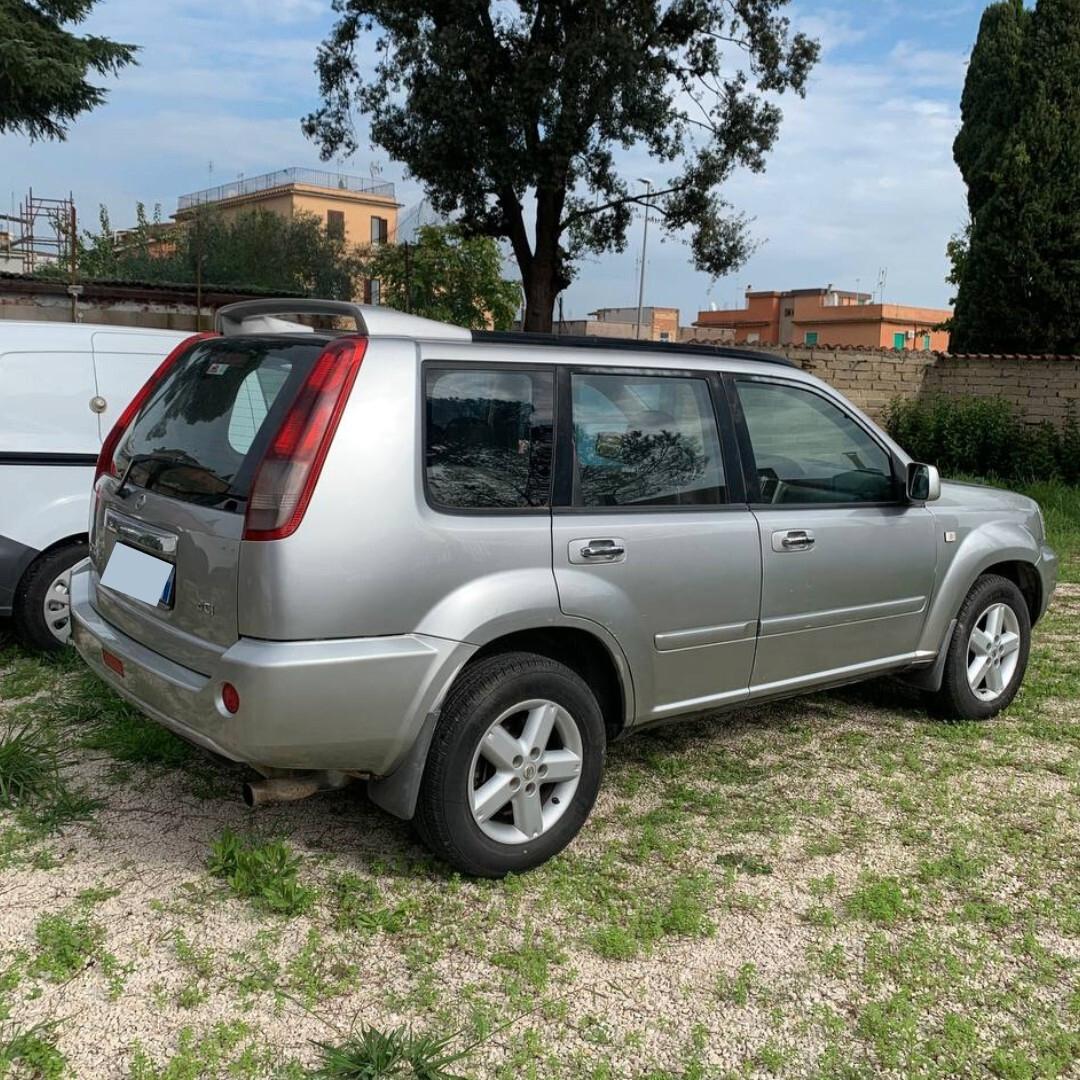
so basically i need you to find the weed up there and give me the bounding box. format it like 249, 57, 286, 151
30, 909, 105, 982
715, 963, 757, 1005
0, 1019, 66, 1079
845, 873, 919, 924
332, 872, 413, 934
207, 829, 315, 916
315, 1025, 473, 1079
0, 721, 59, 807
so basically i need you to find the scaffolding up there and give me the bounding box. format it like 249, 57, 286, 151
0, 189, 77, 275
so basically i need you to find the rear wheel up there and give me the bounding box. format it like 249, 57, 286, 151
13, 541, 87, 652
414, 652, 606, 877
930, 574, 1031, 720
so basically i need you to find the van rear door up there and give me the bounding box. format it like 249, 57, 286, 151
91, 330, 189, 440
91, 335, 332, 671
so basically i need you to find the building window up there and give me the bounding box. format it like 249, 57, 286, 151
922, 334, 931, 350
804, 331, 818, 346
326, 210, 345, 239
783, 307, 794, 317
371, 216, 388, 244
893, 332, 906, 350
747, 332, 760, 344
658, 331, 670, 342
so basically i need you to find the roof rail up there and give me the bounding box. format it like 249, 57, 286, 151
214, 299, 470, 341
471, 330, 795, 367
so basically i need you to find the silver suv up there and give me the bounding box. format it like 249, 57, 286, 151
71, 300, 1058, 876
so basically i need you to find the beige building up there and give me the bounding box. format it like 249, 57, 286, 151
175, 167, 400, 249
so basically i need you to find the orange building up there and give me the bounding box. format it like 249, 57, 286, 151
175, 167, 399, 249
695, 287, 951, 351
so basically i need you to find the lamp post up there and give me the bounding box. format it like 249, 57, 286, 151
634, 178, 652, 340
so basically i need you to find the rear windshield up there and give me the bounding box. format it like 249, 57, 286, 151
115, 338, 328, 510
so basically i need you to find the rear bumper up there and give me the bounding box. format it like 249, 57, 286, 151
69, 564, 475, 774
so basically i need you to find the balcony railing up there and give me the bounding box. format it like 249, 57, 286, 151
177, 168, 395, 211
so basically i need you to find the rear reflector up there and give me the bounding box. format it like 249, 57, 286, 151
102, 649, 125, 677
95, 332, 218, 484
243, 336, 367, 541
221, 683, 240, 714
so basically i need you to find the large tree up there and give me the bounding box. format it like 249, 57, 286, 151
364, 223, 521, 329
304, 1, 818, 332
0, 0, 137, 140
950, 0, 1080, 353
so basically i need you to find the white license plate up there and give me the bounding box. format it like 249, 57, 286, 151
100, 543, 175, 607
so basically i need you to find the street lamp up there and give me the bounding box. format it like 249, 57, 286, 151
634, 178, 652, 340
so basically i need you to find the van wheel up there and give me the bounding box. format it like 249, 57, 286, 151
414, 652, 606, 877
930, 574, 1031, 720
13, 541, 87, 652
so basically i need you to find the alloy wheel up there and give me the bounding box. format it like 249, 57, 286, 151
468, 698, 584, 844
966, 602, 1021, 702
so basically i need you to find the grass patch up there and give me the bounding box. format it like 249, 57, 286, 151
0, 720, 60, 808
845, 873, 920, 924
207, 829, 316, 917
30, 909, 106, 983
59, 670, 192, 767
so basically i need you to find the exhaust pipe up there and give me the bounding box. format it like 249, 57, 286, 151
243, 769, 355, 808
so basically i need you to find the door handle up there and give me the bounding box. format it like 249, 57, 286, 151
579, 539, 625, 560
773, 528, 815, 552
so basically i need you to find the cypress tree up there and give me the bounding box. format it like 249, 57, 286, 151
950, 0, 1080, 354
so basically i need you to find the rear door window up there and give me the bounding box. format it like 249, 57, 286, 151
425, 367, 554, 509
116, 338, 329, 510
571, 372, 727, 507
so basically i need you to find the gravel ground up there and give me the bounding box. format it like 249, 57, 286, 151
0, 586, 1077, 1078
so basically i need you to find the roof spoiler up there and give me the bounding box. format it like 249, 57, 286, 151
214, 298, 470, 341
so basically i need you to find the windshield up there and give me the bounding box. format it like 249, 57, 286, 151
115, 337, 329, 510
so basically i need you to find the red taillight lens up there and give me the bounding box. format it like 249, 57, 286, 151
243, 337, 367, 541
95, 332, 218, 483
221, 682, 240, 714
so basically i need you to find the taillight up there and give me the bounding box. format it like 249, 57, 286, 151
243, 336, 367, 541
95, 332, 218, 483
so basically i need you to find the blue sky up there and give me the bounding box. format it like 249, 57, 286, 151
3, 1, 984, 320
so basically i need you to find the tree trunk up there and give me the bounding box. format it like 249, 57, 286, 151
522, 268, 557, 332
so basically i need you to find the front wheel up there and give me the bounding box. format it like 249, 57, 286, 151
414, 652, 606, 877
930, 573, 1031, 720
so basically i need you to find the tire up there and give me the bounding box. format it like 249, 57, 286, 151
930, 573, 1031, 720
414, 651, 606, 877
12, 541, 87, 653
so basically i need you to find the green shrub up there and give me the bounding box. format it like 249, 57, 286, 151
0, 722, 59, 808
207, 829, 315, 916
883, 395, 1080, 485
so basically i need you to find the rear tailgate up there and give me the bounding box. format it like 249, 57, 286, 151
90, 336, 331, 672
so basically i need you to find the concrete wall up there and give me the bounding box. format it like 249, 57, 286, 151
727, 344, 1080, 427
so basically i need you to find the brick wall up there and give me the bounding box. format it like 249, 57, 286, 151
720, 345, 1080, 427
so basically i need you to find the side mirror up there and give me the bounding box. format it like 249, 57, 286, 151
907, 462, 941, 502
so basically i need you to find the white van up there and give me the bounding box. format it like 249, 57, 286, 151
0, 320, 191, 649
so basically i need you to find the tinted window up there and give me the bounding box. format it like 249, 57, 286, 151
117, 338, 326, 509
736, 380, 896, 504
572, 373, 726, 507
425, 368, 553, 509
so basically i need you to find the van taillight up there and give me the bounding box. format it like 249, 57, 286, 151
243, 337, 367, 541
95, 332, 218, 483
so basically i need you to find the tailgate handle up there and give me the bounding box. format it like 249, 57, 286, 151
104, 511, 178, 559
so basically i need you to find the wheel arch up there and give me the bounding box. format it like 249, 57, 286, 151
367, 622, 632, 821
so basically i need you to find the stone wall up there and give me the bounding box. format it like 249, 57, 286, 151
721, 345, 1080, 427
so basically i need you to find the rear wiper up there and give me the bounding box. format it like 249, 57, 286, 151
115, 453, 162, 499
